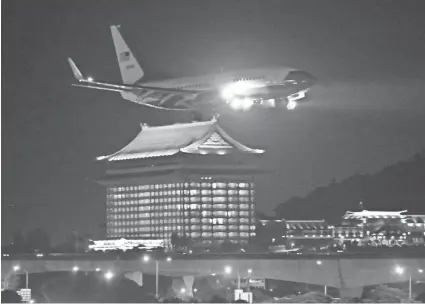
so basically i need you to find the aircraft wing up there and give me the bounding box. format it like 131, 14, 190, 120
68, 58, 201, 96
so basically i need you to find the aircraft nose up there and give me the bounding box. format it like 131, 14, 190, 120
283, 70, 317, 86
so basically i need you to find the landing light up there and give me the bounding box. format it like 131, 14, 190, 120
287, 100, 297, 110
229, 98, 254, 111
87, 77, 94, 82
221, 82, 261, 100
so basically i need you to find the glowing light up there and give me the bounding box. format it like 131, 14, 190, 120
194, 288, 198, 293
224, 266, 232, 274
13, 265, 20, 272
89, 238, 164, 252
419, 269, 424, 273
316, 260, 322, 265
211, 273, 216, 276
248, 268, 253, 274
95, 268, 101, 272
72, 266, 79, 272
287, 100, 297, 110
221, 82, 262, 100
87, 77, 94, 82
229, 97, 254, 111
29, 300, 35, 304
288, 90, 307, 102
394, 265, 404, 275
143, 255, 150, 262
104, 271, 114, 280
180, 288, 186, 293
166, 256, 172, 262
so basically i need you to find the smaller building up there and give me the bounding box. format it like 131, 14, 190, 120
335, 209, 425, 247
259, 207, 425, 250
259, 219, 334, 250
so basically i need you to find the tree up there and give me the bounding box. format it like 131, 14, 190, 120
53, 231, 90, 253
170, 233, 180, 248
12, 231, 27, 253
416, 291, 425, 303
26, 228, 50, 253
1, 290, 22, 303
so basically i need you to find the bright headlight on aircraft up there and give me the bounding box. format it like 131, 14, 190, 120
87, 77, 94, 82
287, 100, 297, 110
221, 82, 262, 100
229, 98, 254, 111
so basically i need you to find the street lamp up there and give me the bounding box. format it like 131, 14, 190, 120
224, 266, 241, 289
315, 260, 327, 294
72, 266, 79, 272
104, 271, 114, 280
143, 255, 172, 299
394, 265, 424, 302
13, 265, 29, 289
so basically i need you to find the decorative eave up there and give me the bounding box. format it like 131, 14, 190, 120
343, 209, 408, 219
97, 117, 264, 162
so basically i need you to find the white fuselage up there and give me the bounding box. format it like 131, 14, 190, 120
121, 66, 306, 109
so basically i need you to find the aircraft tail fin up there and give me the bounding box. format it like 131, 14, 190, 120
110, 25, 144, 84
68, 58, 84, 81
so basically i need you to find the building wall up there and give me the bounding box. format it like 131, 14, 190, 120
105, 176, 256, 244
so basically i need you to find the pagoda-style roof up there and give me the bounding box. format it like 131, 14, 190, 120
285, 220, 329, 230
97, 118, 264, 162
343, 209, 408, 219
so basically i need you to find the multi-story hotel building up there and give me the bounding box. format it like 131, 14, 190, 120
95, 118, 265, 245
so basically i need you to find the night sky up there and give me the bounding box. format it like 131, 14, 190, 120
3, 0, 425, 244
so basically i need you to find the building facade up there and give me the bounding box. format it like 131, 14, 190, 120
259, 219, 334, 250
260, 209, 425, 250
96, 118, 265, 245
336, 209, 425, 246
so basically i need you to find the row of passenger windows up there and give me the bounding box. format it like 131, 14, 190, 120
174, 75, 266, 90
233, 76, 265, 82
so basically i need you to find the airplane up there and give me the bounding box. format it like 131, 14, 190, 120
68, 25, 316, 115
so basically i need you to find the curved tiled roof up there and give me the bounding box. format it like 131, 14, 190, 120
97, 118, 264, 161
343, 210, 408, 219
